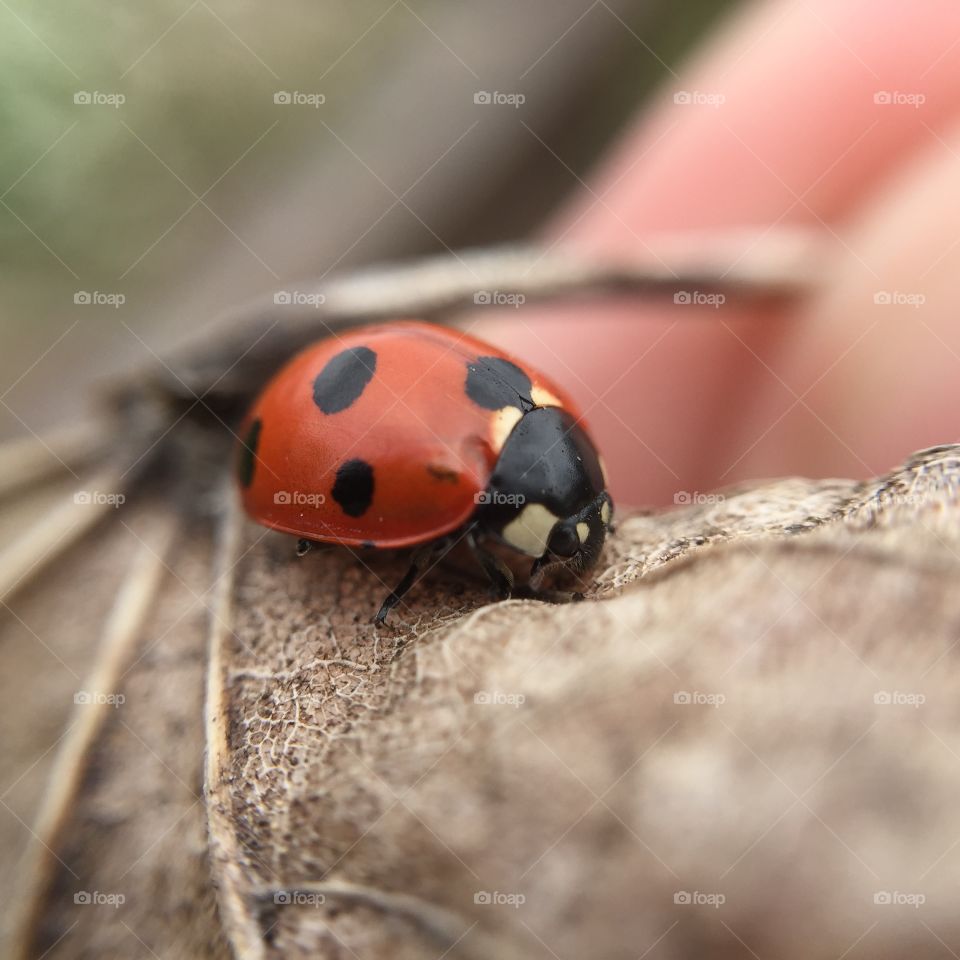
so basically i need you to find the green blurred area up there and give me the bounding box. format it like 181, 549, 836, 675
2, 1, 375, 283
0, 0, 737, 433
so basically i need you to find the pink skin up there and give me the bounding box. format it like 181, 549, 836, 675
474, 0, 960, 507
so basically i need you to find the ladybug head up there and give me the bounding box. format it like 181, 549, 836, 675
478, 406, 613, 585
527, 489, 613, 589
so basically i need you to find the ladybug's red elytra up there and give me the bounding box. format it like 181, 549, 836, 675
237, 320, 613, 623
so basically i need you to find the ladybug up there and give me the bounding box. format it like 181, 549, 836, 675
237, 320, 613, 623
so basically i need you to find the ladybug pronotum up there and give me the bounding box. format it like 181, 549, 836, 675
237, 320, 613, 622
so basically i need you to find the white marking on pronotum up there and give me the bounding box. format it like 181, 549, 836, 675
501, 503, 559, 557
600, 500, 611, 525
489, 406, 523, 453
530, 383, 564, 409
576, 522, 590, 543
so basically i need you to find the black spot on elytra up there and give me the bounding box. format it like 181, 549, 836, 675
313, 346, 377, 414
332, 459, 374, 517
237, 418, 262, 488
465, 356, 533, 411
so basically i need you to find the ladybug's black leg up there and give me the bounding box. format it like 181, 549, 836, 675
374, 536, 459, 625
374, 560, 422, 625
465, 530, 514, 600
526, 556, 584, 604
296, 538, 314, 557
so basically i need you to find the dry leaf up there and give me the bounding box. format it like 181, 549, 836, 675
3, 248, 957, 959
5, 441, 960, 958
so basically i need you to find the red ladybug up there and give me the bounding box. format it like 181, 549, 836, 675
237, 320, 613, 623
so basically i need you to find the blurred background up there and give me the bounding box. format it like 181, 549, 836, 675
2, 0, 959, 507
0, 0, 726, 418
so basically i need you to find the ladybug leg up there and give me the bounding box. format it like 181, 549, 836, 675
465, 530, 514, 600
374, 537, 459, 625
525, 585, 585, 604
528, 555, 557, 592
374, 560, 422, 625
296, 538, 314, 557
527, 556, 584, 604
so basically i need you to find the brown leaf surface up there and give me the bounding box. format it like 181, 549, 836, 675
196, 444, 960, 959
5, 443, 960, 957
2, 498, 230, 960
